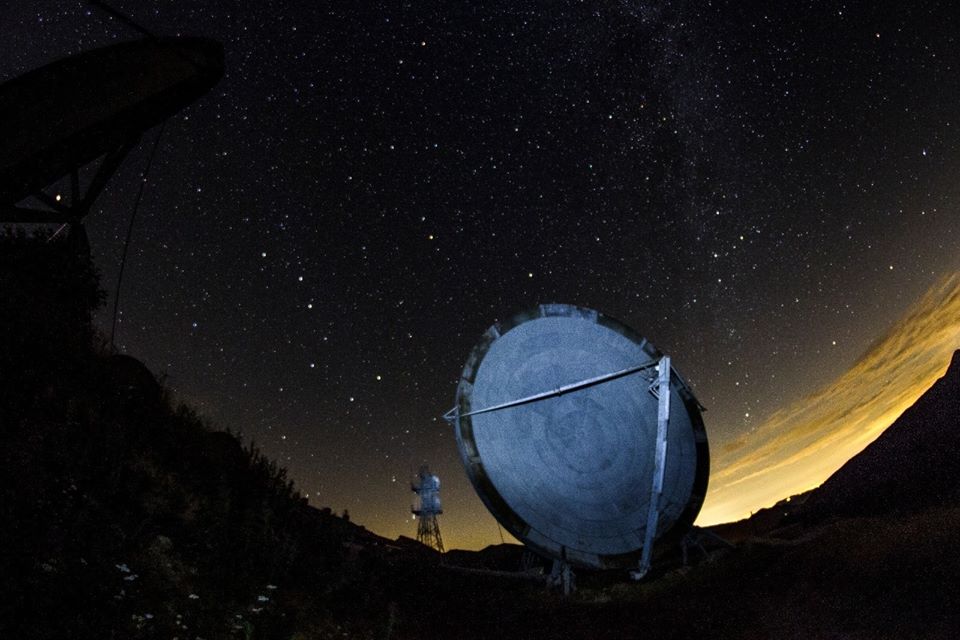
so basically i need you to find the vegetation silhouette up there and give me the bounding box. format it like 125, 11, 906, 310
0, 228, 384, 638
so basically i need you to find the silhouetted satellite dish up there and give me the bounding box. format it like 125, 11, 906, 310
0, 36, 223, 219
0, 8, 225, 348
446, 304, 709, 579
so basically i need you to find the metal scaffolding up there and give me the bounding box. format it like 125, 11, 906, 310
411, 465, 445, 553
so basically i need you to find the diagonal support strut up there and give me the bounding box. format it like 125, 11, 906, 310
633, 355, 671, 580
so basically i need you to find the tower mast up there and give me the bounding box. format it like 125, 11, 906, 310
411, 465, 445, 552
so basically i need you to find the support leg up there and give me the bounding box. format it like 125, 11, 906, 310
548, 559, 575, 595
633, 355, 671, 580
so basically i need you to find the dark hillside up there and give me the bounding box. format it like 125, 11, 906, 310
0, 229, 377, 638
802, 350, 960, 520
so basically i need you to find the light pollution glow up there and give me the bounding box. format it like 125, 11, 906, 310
697, 272, 960, 526
353, 274, 960, 551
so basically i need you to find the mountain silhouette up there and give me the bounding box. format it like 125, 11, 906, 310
803, 349, 960, 519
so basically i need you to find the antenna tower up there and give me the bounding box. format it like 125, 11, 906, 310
411, 465, 445, 552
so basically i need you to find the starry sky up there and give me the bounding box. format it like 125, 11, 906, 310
6, 1, 960, 549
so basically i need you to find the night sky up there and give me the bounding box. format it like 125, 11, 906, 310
6, 1, 960, 549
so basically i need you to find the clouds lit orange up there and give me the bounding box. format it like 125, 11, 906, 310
698, 273, 960, 525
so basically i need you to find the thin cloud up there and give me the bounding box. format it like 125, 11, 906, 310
698, 273, 960, 525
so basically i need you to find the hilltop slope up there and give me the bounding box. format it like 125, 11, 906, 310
803, 349, 960, 519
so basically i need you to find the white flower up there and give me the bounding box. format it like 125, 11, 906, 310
188, 593, 200, 600
256, 595, 269, 602
266, 584, 277, 590
115, 563, 130, 573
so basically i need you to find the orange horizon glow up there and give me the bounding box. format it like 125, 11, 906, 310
697, 272, 960, 526
346, 273, 960, 551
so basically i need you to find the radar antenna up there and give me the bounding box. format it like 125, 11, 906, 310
411, 465, 445, 553
445, 303, 710, 591
0, 10, 224, 348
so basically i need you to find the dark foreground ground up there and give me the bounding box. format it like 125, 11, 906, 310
3, 230, 959, 639
271, 503, 960, 640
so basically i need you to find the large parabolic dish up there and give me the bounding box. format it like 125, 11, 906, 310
451, 304, 709, 570
0, 37, 224, 208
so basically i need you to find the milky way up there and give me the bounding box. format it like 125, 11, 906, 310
5, 1, 960, 548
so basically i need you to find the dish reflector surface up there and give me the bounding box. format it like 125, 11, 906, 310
453, 304, 708, 569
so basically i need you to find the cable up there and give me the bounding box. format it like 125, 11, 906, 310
87, 0, 158, 39
110, 122, 166, 351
